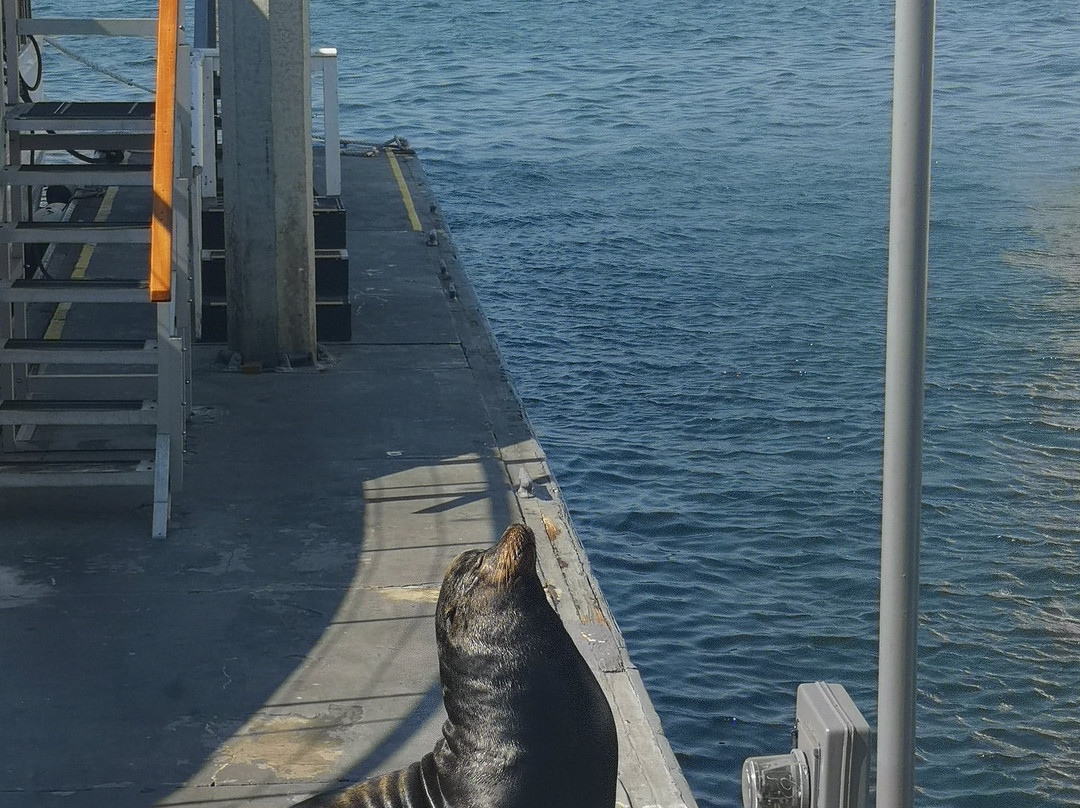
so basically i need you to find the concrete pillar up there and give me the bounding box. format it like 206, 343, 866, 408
218, 0, 316, 367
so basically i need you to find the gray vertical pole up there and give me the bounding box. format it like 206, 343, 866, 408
877, 1, 935, 807
218, 0, 316, 368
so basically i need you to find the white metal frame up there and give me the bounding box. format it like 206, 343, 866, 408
190, 46, 341, 199
154, 37, 194, 537
314, 47, 341, 198
0, 2, 193, 537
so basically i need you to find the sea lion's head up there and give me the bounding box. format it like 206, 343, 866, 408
435, 523, 542, 661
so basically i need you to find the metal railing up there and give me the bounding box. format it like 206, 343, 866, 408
0, 1, 192, 534
190, 46, 342, 199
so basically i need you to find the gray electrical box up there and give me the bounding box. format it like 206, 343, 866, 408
741, 682, 870, 808
795, 682, 870, 808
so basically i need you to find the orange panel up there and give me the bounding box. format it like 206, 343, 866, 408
149, 0, 178, 302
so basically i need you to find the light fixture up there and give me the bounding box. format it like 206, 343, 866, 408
742, 682, 870, 808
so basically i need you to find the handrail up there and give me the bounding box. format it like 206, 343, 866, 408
149, 0, 178, 302
190, 47, 342, 199
17, 18, 157, 37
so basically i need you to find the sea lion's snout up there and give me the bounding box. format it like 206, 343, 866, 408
489, 523, 535, 588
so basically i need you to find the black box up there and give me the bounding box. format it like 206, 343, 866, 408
201, 196, 345, 251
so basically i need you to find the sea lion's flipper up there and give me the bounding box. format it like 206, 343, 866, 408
293, 753, 443, 808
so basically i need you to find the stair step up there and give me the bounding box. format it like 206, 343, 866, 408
0, 458, 154, 488
0, 338, 156, 364
5, 101, 154, 133
2, 163, 152, 187
0, 399, 156, 426
18, 132, 155, 153
0, 279, 149, 303
0, 221, 149, 244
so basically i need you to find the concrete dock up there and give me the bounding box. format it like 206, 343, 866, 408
0, 149, 697, 807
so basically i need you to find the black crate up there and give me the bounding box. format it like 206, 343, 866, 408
200, 250, 347, 300
199, 295, 351, 343
201, 196, 345, 251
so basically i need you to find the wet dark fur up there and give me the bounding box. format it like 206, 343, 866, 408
297, 524, 618, 808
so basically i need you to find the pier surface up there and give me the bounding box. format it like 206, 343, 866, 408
0, 150, 696, 807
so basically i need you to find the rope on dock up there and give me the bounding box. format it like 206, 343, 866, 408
41, 37, 155, 95
338, 135, 413, 157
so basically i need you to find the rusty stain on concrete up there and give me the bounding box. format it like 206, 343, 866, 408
209, 707, 363, 783
376, 584, 441, 603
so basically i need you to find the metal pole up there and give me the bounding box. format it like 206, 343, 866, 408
877, 1, 935, 807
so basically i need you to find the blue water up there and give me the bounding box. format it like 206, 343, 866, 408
36, 1, 1080, 805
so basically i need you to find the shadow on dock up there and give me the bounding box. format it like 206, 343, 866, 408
0, 150, 695, 808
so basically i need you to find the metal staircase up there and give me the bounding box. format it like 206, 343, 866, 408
0, 3, 191, 537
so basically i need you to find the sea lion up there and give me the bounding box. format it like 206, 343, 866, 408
296, 523, 618, 808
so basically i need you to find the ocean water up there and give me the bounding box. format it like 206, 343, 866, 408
34, 1, 1080, 805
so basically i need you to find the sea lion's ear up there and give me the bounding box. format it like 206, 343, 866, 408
443, 603, 458, 630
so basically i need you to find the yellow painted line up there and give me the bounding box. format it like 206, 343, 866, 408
43, 186, 119, 340
96, 184, 118, 222
387, 149, 422, 232
41, 303, 70, 341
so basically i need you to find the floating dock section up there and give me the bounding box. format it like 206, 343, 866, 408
0, 147, 697, 807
